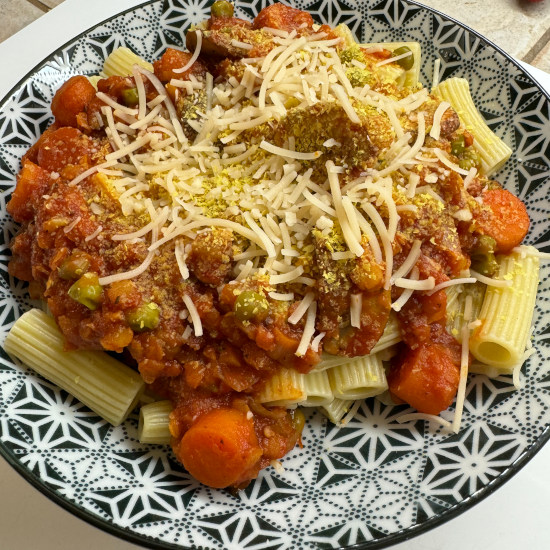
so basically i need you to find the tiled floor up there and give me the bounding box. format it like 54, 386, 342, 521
2, 0, 550, 72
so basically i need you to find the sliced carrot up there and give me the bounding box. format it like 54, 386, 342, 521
153, 48, 207, 83
178, 408, 263, 488
387, 344, 460, 415
476, 188, 530, 253
51, 75, 96, 128
7, 160, 51, 222
252, 4, 313, 31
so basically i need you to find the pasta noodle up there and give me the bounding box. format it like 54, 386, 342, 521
103, 47, 154, 77
469, 252, 539, 368
257, 368, 306, 407
446, 282, 486, 343
4, 309, 145, 426
301, 370, 334, 407
320, 398, 354, 424
327, 353, 388, 400
138, 400, 173, 444
433, 78, 512, 175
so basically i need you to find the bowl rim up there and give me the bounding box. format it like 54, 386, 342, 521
0, 0, 549, 549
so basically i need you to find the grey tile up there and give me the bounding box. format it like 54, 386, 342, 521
40, 0, 65, 8
0, 0, 43, 44
418, 0, 550, 60
531, 39, 550, 74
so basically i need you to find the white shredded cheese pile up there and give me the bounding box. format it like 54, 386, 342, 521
78, 32, 478, 349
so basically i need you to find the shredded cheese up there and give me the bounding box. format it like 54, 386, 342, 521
391, 240, 421, 284
394, 276, 435, 290
470, 269, 513, 288
350, 294, 362, 328
397, 413, 451, 428
392, 267, 419, 312
427, 278, 476, 296
295, 301, 317, 357
429, 101, 450, 140
288, 292, 315, 324
452, 324, 470, 433
183, 295, 203, 337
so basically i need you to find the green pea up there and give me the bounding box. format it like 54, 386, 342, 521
392, 46, 414, 71
68, 273, 103, 310
284, 97, 301, 110
58, 254, 90, 280
121, 87, 139, 107
290, 408, 305, 435
126, 302, 160, 332
475, 235, 496, 255
451, 134, 465, 157
211, 0, 234, 17
471, 252, 499, 277
234, 290, 269, 322
459, 148, 482, 171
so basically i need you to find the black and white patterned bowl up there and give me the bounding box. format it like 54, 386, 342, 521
1, 1, 550, 549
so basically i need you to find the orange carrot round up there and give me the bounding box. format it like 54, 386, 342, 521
477, 188, 530, 253
178, 408, 263, 488
51, 75, 96, 128
387, 344, 460, 415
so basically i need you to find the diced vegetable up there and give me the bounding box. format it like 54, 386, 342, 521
178, 408, 263, 488
51, 75, 96, 128
475, 188, 530, 253
126, 302, 161, 332
211, 0, 234, 17
68, 273, 103, 310
387, 344, 460, 415
58, 253, 91, 280
234, 291, 269, 322
392, 46, 414, 71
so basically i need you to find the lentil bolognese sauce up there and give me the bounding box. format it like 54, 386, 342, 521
6, 1, 531, 488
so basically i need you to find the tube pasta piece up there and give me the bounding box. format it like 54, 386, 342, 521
311, 312, 401, 372
103, 47, 154, 77
138, 400, 173, 444
469, 252, 539, 368
4, 309, 145, 426
327, 353, 388, 400
469, 361, 514, 378
257, 368, 306, 407
446, 282, 486, 343
362, 42, 422, 87
301, 370, 334, 407
433, 78, 512, 176
320, 398, 355, 425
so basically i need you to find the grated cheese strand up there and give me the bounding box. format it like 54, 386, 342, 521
391, 240, 422, 284
427, 278, 476, 296
295, 301, 317, 357
452, 324, 470, 433
288, 292, 315, 324
350, 294, 362, 328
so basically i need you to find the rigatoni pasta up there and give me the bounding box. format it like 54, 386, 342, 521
301, 370, 334, 407
447, 282, 486, 343
320, 398, 355, 425
4, 309, 145, 426
138, 400, 173, 444
102, 46, 154, 77
433, 78, 512, 175
470, 252, 539, 368
327, 354, 387, 400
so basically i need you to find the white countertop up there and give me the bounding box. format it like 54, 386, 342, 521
1, 1, 550, 548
